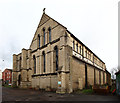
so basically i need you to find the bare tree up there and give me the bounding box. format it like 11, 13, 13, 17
110, 67, 118, 79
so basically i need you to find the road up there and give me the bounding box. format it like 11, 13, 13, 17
2, 87, 120, 101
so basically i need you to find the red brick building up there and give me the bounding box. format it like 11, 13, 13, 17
2, 69, 12, 85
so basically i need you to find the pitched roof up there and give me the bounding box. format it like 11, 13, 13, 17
6, 69, 12, 71
3, 68, 12, 72
105, 69, 111, 75
67, 30, 105, 64
29, 12, 105, 64
44, 13, 105, 64
29, 13, 67, 49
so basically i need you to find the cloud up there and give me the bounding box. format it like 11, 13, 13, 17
0, 0, 118, 72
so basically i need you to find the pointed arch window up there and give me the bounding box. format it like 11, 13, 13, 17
54, 46, 58, 71
19, 57, 22, 70
43, 28, 45, 45
48, 27, 51, 42
85, 50, 87, 58
73, 41, 75, 50
38, 34, 40, 48
76, 43, 78, 52
103, 72, 105, 84
42, 51, 46, 72
33, 55, 36, 74
79, 46, 81, 54
89, 53, 91, 59
99, 71, 101, 84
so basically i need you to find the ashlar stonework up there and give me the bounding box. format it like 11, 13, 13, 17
12, 11, 111, 93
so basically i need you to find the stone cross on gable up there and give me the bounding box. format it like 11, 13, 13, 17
43, 8, 46, 13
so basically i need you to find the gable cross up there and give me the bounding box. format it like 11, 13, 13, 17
43, 8, 46, 13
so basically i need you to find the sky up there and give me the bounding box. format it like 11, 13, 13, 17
0, 0, 119, 73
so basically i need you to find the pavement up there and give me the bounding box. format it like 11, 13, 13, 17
2, 87, 120, 102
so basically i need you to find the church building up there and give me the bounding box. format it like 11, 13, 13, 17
12, 9, 111, 93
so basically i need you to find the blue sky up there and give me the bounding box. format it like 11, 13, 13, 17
0, 0, 118, 72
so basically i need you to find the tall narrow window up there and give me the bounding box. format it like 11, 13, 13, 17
76, 44, 78, 52
33, 55, 36, 74
88, 52, 89, 59
79, 46, 81, 54
90, 53, 91, 60
94, 68, 96, 85
38, 35, 40, 48
99, 71, 101, 85
103, 72, 105, 84
82, 46, 84, 56
42, 51, 45, 72
85, 51, 87, 58
19, 57, 21, 70
54, 46, 58, 71
93, 56, 94, 63
73, 41, 75, 50
48, 27, 51, 42
43, 28, 45, 45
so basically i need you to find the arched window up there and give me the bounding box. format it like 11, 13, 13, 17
76, 43, 78, 52
73, 41, 75, 50
54, 46, 58, 71
85, 50, 87, 58
103, 72, 105, 84
33, 55, 36, 74
99, 71, 101, 84
38, 34, 40, 48
79, 46, 81, 54
42, 51, 46, 72
89, 53, 91, 59
19, 57, 21, 70
48, 27, 51, 42
43, 28, 45, 45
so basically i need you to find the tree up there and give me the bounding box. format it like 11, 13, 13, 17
110, 67, 118, 79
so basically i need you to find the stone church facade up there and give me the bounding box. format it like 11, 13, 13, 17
12, 11, 111, 93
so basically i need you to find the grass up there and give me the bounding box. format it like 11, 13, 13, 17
3, 85, 12, 88
82, 89, 93, 94
75, 89, 93, 94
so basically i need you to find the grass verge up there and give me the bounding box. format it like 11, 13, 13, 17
82, 89, 93, 94
3, 85, 12, 88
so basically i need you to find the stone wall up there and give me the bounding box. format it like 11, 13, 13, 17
71, 56, 108, 91
71, 57, 85, 91
32, 75, 58, 90
87, 64, 94, 86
